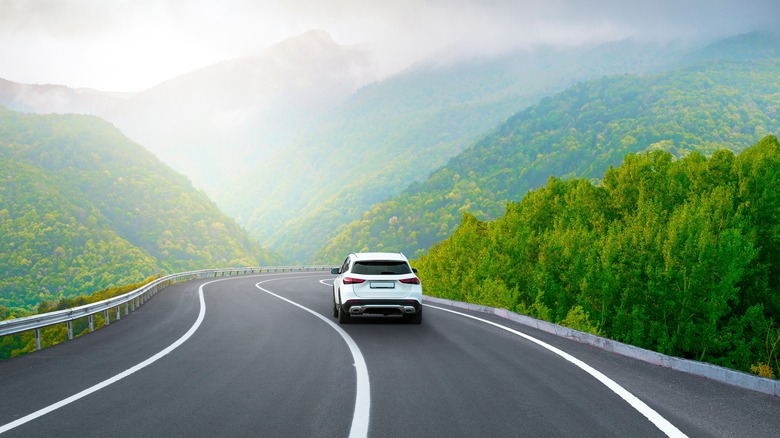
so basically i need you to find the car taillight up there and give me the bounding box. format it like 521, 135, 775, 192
400, 277, 420, 285
343, 277, 365, 284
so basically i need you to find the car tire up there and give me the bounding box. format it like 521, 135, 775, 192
407, 308, 422, 324
332, 292, 339, 318
338, 306, 351, 324
337, 294, 350, 324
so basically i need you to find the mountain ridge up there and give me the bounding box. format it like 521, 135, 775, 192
317, 35, 780, 262
0, 78, 133, 115
103, 30, 376, 190
220, 36, 690, 262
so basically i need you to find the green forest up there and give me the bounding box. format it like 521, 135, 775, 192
416, 136, 780, 379
318, 57, 780, 262
0, 106, 274, 313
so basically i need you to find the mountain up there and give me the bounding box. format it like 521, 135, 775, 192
0, 106, 273, 311
685, 31, 780, 63
103, 30, 376, 190
0, 78, 133, 115
219, 38, 687, 262
0, 32, 690, 265
0, 31, 376, 192
318, 33, 780, 263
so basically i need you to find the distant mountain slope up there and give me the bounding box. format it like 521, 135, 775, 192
222, 39, 685, 262
0, 78, 133, 115
319, 38, 780, 262
0, 106, 272, 311
103, 30, 375, 190
685, 31, 780, 63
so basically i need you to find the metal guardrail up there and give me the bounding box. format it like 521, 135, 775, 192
0, 266, 332, 350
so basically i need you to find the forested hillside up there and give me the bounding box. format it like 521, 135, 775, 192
219, 38, 683, 262
319, 51, 780, 262
415, 136, 780, 378
0, 106, 273, 313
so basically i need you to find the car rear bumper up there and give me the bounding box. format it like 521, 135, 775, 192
341, 299, 422, 316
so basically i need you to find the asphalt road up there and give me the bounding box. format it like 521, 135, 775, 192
1, 271, 778, 437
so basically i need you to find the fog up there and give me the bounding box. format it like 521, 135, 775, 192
1, 0, 778, 91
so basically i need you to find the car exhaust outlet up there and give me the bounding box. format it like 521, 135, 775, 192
347, 305, 418, 315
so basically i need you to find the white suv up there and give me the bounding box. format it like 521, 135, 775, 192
331, 252, 423, 324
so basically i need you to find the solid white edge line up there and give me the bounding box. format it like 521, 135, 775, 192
0, 278, 221, 435
425, 304, 688, 438
255, 278, 370, 438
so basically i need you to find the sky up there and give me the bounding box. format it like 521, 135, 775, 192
1, 0, 778, 92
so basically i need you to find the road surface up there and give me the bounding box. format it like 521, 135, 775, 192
1, 271, 778, 437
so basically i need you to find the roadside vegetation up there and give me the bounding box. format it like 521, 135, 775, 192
416, 136, 780, 379
0, 276, 158, 360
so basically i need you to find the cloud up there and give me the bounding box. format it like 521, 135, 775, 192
0, 0, 778, 91
0, 0, 135, 37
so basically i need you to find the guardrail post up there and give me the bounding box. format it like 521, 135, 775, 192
125, 302, 129, 316
116, 306, 121, 321
35, 328, 41, 350
89, 315, 94, 332
105, 309, 110, 326
67, 321, 73, 340
131, 298, 135, 312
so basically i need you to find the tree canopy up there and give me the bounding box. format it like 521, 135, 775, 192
416, 136, 780, 378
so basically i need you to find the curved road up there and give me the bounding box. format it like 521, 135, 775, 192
1, 271, 778, 437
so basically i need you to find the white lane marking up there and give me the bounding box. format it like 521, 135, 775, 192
425, 304, 688, 438
255, 278, 370, 438
319, 278, 334, 287
0, 278, 220, 435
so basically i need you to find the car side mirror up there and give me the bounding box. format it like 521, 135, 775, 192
412, 268, 418, 274
331, 268, 340, 275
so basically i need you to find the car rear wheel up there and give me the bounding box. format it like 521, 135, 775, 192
337, 293, 351, 324
406, 308, 422, 324
338, 306, 351, 324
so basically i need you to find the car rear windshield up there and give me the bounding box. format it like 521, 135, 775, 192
352, 261, 412, 275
